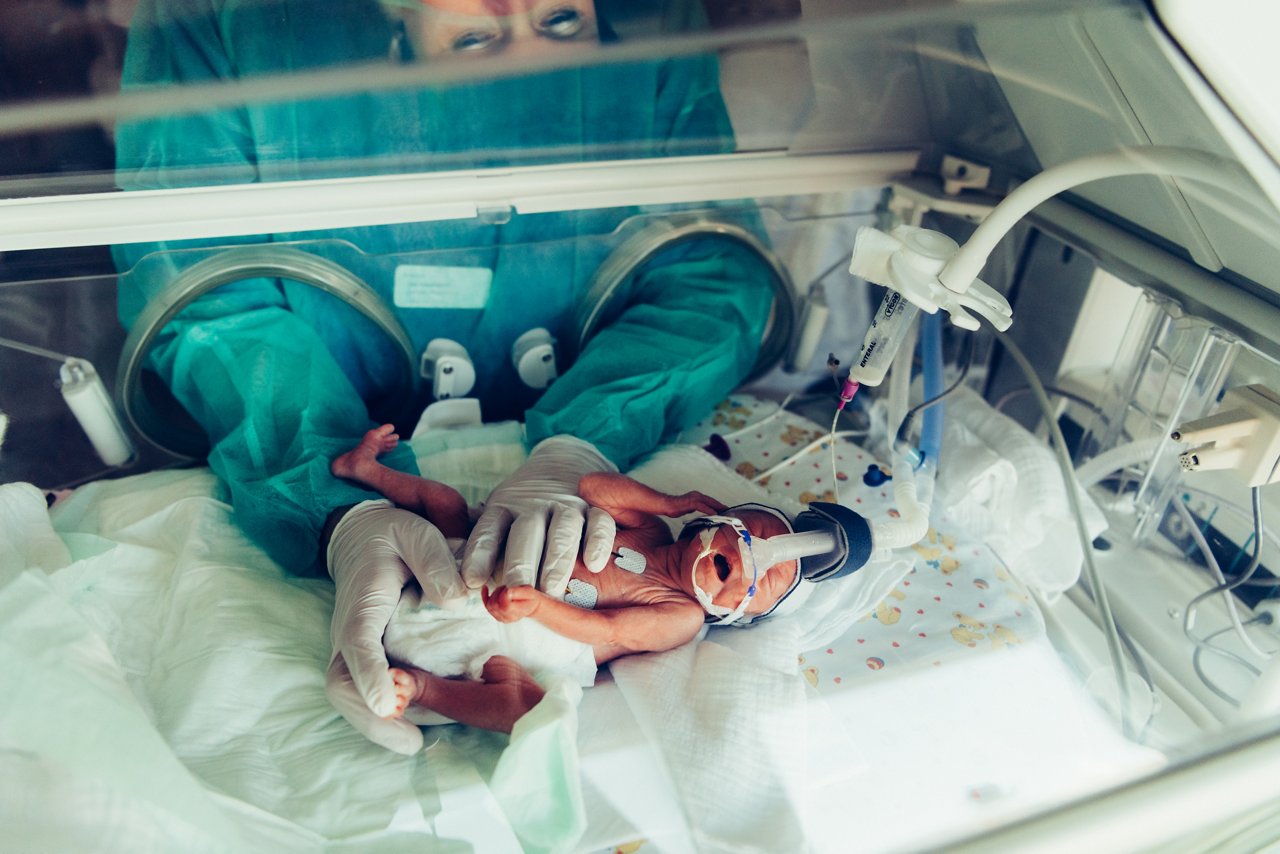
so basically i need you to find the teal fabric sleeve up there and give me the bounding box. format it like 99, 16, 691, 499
525, 242, 773, 470
112, 0, 416, 576
112, 0, 762, 569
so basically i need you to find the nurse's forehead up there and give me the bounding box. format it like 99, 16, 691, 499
416, 1, 503, 13
412, 0, 554, 14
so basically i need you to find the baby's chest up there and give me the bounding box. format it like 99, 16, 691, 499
566, 533, 667, 611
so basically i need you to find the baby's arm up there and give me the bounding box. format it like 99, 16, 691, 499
578, 472, 724, 532
484, 585, 705, 663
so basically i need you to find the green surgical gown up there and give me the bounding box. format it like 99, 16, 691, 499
112, 0, 773, 574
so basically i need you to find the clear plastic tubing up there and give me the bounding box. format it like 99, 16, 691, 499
849, 289, 920, 387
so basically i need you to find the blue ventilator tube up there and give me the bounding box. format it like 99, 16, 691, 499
919, 312, 946, 466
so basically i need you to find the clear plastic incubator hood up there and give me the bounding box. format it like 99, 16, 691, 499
4, 0, 1280, 851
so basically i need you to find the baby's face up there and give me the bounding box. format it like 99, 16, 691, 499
684, 510, 798, 616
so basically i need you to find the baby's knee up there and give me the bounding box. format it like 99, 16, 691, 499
481, 656, 545, 714
424, 481, 470, 536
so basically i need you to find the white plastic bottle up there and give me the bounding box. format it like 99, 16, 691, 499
60, 358, 135, 467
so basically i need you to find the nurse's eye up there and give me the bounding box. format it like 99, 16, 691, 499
451, 28, 504, 53
714, 554, 731, 582
534, 5, 584, 39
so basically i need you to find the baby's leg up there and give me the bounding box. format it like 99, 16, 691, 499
332, 425, 470, 538
387, 656, 546, 734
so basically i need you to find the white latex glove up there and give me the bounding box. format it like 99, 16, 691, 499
325, 499, 468, 754
462, 435, 618, 598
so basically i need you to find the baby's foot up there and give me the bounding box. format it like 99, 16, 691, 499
387, 667, 425, 718
479, 655, 546, 729
332, 424, 399, 480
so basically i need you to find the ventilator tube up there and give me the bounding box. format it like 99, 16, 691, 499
872, 453, 931, 551
849, 289, 920, 387
60, 358, 135, 466
750, 530, 838, 571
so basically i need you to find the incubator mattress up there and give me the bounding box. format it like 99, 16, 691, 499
684, 394, 1044, 679
679, 395, 1161, 852
0, 400, 1160, 853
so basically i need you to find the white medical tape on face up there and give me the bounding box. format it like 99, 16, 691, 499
689, 525, 756, 626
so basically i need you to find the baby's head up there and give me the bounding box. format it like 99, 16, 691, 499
677, 504, 801, 626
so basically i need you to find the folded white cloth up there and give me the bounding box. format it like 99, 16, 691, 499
936, 388, 1107, 595
0, 483, 71, 582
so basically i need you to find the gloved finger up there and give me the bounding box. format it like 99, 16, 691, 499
328, 515, 411, 718
337, 631, 402, 719
461, 505, 513, 590
581, 506, 616, 573
396, 516, 470, 609
502, 510, 548, 589
539, 503, 586, 598
325, 655, 424, 755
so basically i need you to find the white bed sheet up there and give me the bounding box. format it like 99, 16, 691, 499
0, 406, 1166, 853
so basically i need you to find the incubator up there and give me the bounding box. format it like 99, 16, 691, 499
4, 0, 1280, 850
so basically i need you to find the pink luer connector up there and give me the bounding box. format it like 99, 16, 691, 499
837, 377, 860, 411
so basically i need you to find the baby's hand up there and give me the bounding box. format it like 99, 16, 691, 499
674, 491, 725, 517
483, 585, 542, 623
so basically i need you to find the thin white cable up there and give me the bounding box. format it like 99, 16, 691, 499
1178, 485, 1280, 564
996, 332, 1136, 738
750, 428, 867, 483
1173, 496, 1275, 660
0, 335, 71, 363
721, 392, 798, 440
829, 407, 841, 505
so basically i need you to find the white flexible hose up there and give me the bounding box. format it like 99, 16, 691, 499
873, 475, 930, 550
871, 446, 931, 551
940, 146, 1273, 292
1074, 437, 1168, 490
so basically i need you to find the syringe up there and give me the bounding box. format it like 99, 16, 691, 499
846, 288, 921, 388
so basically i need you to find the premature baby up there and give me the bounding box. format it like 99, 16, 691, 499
330, 425, 800, 734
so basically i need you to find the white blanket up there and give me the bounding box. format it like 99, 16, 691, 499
621, 444, 900, 853
6, 416, 1127, 853
1, 428, 850, 853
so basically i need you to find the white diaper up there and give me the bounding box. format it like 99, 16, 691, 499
382, 562, 599, 724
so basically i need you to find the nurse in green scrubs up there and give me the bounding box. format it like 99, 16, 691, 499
114, 0, 774, 752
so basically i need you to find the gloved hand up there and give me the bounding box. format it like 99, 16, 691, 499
325, 499, 468, 755
462, 435, 618, 598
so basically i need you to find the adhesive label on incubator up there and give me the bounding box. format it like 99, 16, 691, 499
393, 265, 493, 309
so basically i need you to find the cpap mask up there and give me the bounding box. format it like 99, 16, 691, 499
682, 502, 877, 627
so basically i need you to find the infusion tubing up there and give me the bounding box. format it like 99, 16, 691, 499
995, 330, 1142, 738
